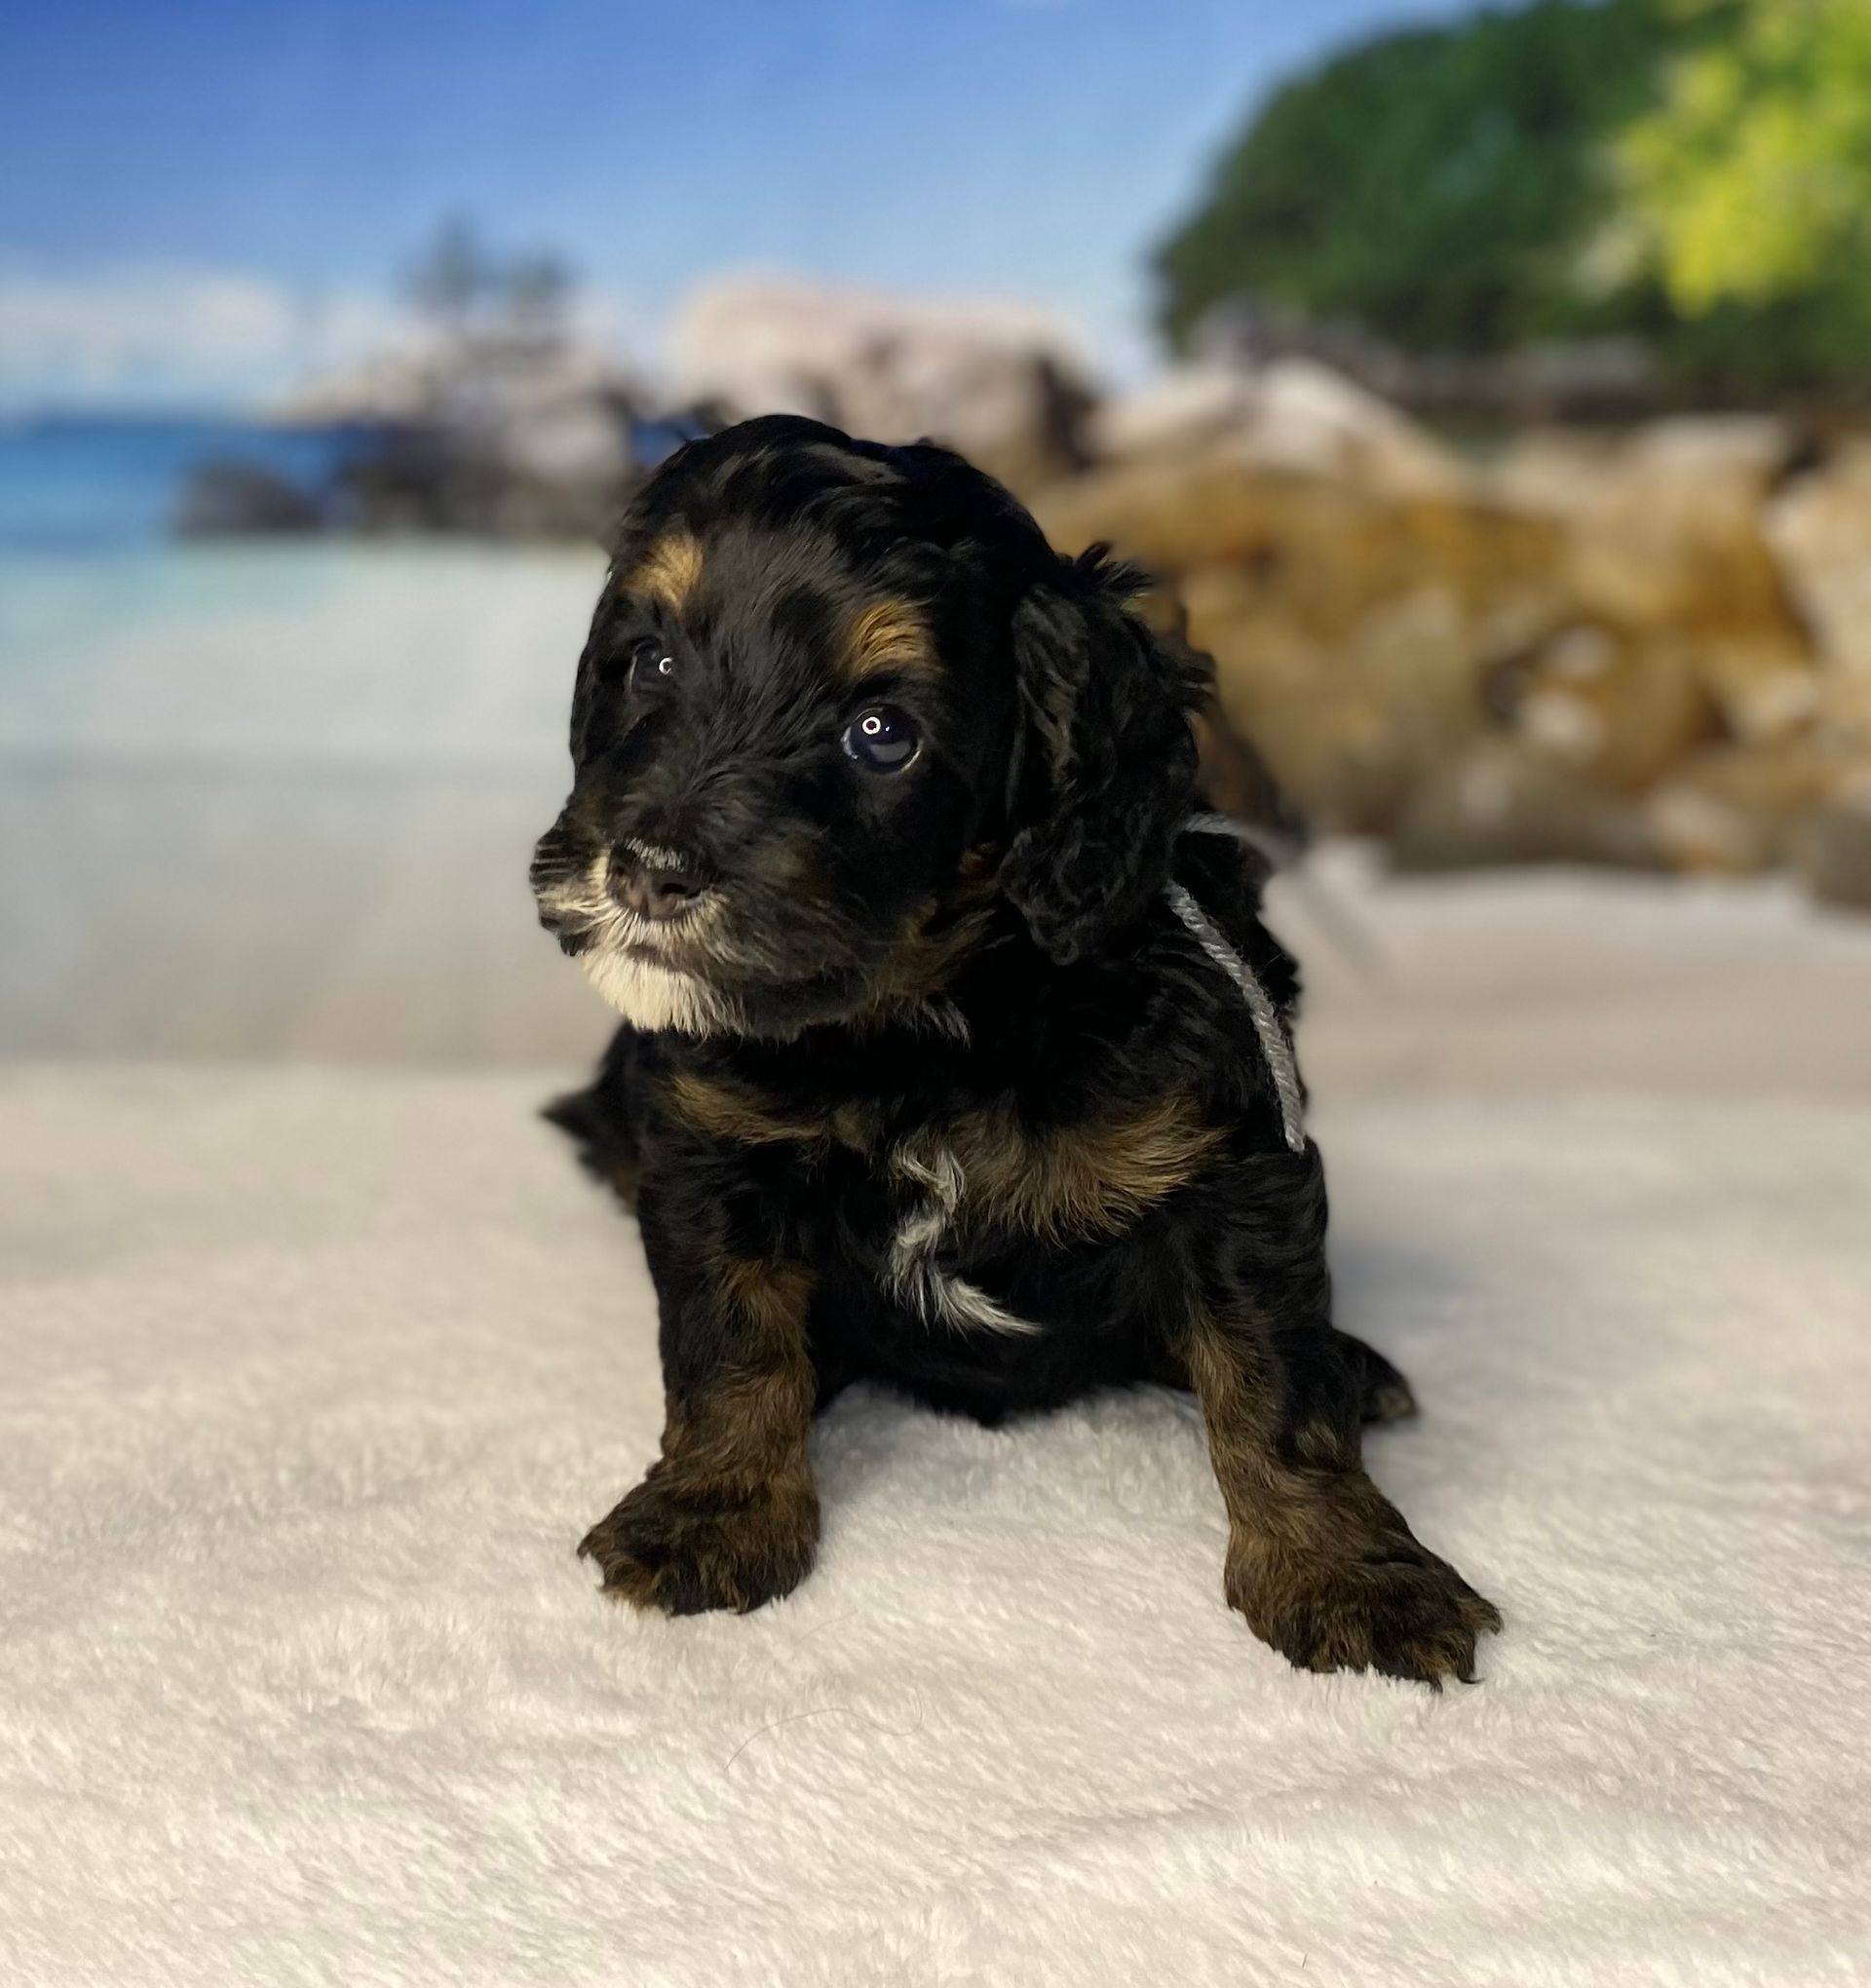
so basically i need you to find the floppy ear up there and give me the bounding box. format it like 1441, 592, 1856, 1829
1000, 550, 1206, 965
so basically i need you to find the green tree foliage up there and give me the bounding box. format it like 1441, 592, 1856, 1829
1618, 0, 1871, 385
1155, 0, 1688, 356
1153, 0, 1871, 395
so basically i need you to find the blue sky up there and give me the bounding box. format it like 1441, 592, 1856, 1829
0, 0, 1467, 408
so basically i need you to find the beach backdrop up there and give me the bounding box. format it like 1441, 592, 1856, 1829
5, 0, 1870, 1066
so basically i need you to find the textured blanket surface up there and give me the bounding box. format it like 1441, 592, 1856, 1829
3, 1067, 1867, 1986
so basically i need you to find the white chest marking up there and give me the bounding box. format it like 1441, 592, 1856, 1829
887, 1139, 1045, 1339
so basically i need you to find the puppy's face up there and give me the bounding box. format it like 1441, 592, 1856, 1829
533, 415, 1203, 1038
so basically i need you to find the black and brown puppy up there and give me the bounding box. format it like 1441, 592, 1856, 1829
532, 413, 1500, 1685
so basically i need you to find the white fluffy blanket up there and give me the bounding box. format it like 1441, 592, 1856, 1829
3, 1067, 1867, 1986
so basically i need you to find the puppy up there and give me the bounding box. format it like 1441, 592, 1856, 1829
532, 414, 1500, 1685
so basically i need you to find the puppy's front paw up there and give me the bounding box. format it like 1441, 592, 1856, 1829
578, 1470, 819, 1616
1229, 1538, 1502, 1689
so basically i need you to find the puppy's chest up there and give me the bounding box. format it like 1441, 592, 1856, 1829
886, 1093, 1225, 1329
666, 1064, 1222, 1333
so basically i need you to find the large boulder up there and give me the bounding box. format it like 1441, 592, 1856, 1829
668, 278, 1095, 495
1764, 442, 1871, 748
1489, 625, 1718, 794
1037, 434, 1565, 835
281, 336, 641, 539
1183, 583, 1493, 832
1480, 422, 1826, 806
1492, 416, 1796, 514
1690, 635, 1822, 746
1492, 416, 1808, 645
1644, 742, 1838, 874
1089, 359, 1465, 496
1034, 455, 1563, 639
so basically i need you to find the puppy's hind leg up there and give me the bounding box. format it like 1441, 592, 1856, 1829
544, 1025, 652, 1207
1333, 1326, 1419, 1425
1150, 1324, 1417, 1424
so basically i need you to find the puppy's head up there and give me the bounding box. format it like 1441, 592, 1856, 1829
532, 414, 1203, 1037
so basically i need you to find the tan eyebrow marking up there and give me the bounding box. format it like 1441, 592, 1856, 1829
626, 530, 704, 611
840, 598, 936, 680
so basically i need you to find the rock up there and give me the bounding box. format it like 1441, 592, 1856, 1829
1764, 442, 1871, 692
492, 380, 634, 489
1088, 365, 1258, 463
1644, 743, 1836, 874
328, 426, 497, 535
1187, 583, 1492, 832
1242, 359, 1467, 491
1035, 457, 1563, 639
1495, 417, 1808, 644
668, 278, 1095, 494
1390, 743, 1659, 873
1691, 636, 1821, 745
173, 462, 324, 536
1573, 487, 1796, 641
1816, 671, 1871, 752
1801, 783, 1871, 910
1495, 415, 1796, 513
1036, 456, 1336, 582
1620, 415, 1799, 497
1488, 428, 1623, 516
1490, 626, 1718, 793
1194, 302, 1661, 421
1090, 359, 1465, 495
281, 335, 642, 540
277, 350, 436, 428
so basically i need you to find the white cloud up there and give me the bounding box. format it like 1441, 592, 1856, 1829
0, 263, 677, 414
0, 265, 411, 414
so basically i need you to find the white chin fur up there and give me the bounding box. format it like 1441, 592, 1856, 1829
582, 946, 731, 1036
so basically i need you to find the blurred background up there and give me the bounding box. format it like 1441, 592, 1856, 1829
4, 0, 1869, 1092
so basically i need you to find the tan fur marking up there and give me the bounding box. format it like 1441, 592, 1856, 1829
628, 530, 704, 611
1183, 1308, 1380, 1653
662, 1255, 817, 1492
582, 1250, 821, 1613
828, 1102, 882, 1153
716, 1255, 817, 1348
840, 598, 936, 680
952, 1095, 1223, 1242
668, 1072, 828, 1150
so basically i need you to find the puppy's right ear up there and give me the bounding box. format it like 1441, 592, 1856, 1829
999, 550, 1205, 965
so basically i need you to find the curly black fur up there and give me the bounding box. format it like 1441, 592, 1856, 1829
532, 415, 1499, 1684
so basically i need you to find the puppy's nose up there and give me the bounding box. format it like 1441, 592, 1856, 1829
614, 850, 704, 922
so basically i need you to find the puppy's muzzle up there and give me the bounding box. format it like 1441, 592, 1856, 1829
612, 839, 709, 924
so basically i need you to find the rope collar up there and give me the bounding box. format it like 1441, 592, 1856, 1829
1166, 817, 1308, 1154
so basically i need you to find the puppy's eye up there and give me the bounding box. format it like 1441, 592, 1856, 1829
842, 706, 921, 775
627, 638, 676, 690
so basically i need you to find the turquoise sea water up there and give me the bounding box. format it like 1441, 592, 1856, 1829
0, 409, 696, 558
0, 413, 373, 554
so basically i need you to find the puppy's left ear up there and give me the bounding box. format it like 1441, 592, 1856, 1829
1000, 550, 1205, 964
